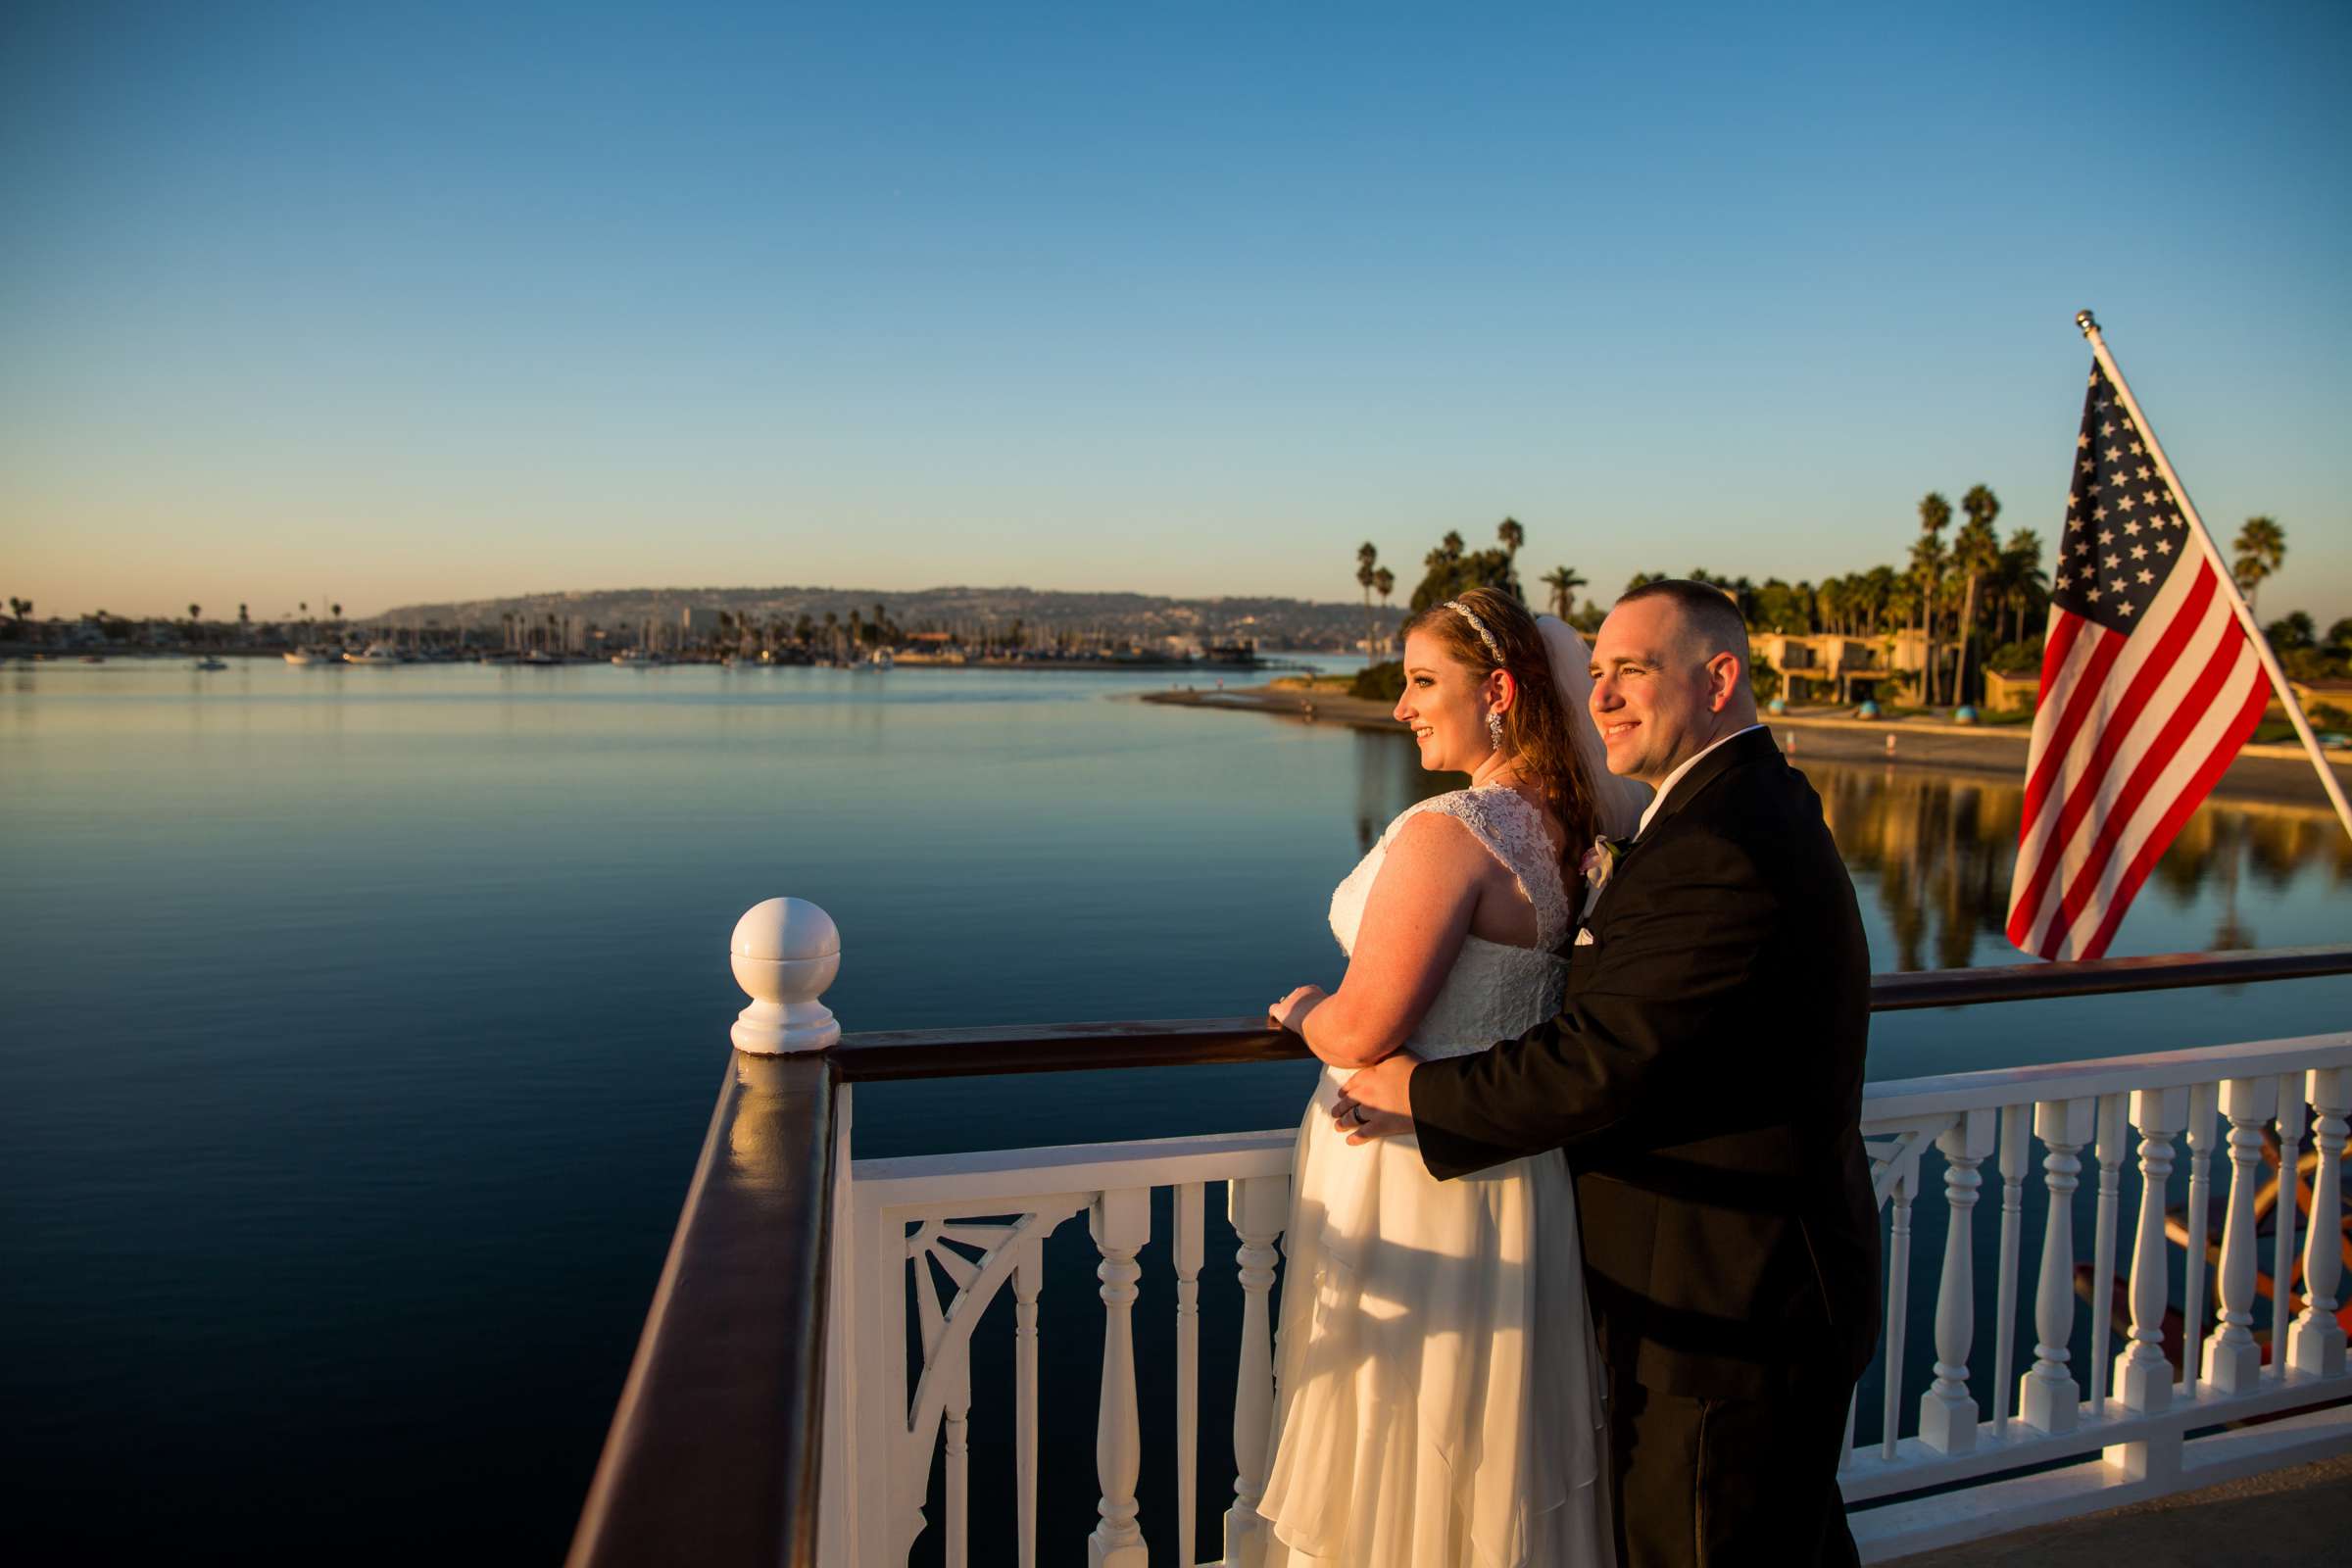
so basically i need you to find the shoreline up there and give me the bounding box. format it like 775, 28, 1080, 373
1139, 684, 2352, 813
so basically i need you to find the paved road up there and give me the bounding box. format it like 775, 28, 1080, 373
1142, 686, 2352, 812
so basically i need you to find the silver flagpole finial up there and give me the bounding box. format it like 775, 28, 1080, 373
2076, 309, 2099, 338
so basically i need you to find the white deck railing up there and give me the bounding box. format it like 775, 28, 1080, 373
818, 1050, 2352, 1566
618, 899, 2352, 1568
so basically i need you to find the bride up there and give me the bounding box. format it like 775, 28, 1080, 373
1258, 586, 1646, 1567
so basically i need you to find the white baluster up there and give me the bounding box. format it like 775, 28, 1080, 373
1882, 1158, 1915, 1459
1920, 1110, 1995, 1453
2288, 1068, 2350, 1378
2115, 1088, 2187, 1413
2202, 1076, 2276, 1395
2273, 1076, 2307, 1383
2087, 1094, 2127, 1414
1090, 1188, 1150, 1568
945, 1350, 971, 1568
1991, 1105, 2030, 1436
1175, 1182, 1204, 1568
2021, 1098, 2094, 1434
2180, 1083, 2219, 1396
1224, 1175, 1289, 1568
2106, 1087, 2188, 1485
1014, 1236, 1044, 1568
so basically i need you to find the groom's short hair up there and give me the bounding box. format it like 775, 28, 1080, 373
1616, 579, 1749, 665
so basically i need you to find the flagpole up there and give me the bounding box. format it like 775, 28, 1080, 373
2074, 309, 2352, 843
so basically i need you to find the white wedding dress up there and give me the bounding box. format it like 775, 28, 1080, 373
1255, 782, 1611, 1568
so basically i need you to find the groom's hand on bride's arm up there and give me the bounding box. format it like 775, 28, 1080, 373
1336, 1054, 1417, 1145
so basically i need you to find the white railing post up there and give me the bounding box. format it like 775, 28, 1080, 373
2202, 1076, 2277, 1395
2290, 1068, 2350, 1377
2273, 1077, 2308, 1382
2114, 1088, 2187, 1413
945, 1353, 972, 1568
2180, 1083, 2219, 1396
1224, 1175, 1289, 1568
727, 898, 854, 1561
1174, 1183, 1204, 1568
1014, 1236, 1044, 1568
1920, 1109, 1995, 1453
1090, 1188, 1150, 1568
1883, 1160, 1915, 1460
2087, 1094, 2127, 1414
1991, 1104, 2031, 1436
2022, 1098, 2094, 1433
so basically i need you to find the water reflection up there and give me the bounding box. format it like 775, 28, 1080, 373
1349, 734, 2351, 970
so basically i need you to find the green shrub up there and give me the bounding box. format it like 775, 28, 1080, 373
1351, 661, 1405, 703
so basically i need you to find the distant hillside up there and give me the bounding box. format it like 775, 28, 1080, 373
375, 583, 1404, 652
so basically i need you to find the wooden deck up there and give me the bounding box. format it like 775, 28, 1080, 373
1886, 1447, 2352, 1564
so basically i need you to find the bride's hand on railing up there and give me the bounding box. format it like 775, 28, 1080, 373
1267, 985, 1327, 1034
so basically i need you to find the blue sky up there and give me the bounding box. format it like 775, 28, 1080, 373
4, 0, 2346, 622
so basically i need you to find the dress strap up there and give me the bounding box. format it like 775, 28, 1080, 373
1399, 789, 1574, 950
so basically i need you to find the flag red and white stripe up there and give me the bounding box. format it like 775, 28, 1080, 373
2004, 363, 2266, 961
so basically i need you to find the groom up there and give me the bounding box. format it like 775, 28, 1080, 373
1339, 579, 1878, 1566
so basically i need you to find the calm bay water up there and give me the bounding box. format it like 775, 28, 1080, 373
4, 660, 2347, 1561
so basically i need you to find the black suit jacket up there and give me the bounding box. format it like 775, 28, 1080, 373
1408, 726, 1879, 1398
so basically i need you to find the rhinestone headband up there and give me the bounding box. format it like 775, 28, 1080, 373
1443, 599, 1504, 664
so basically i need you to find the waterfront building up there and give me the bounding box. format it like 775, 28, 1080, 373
1753, 630, 1904, 706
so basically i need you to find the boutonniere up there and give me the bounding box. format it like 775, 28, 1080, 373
1581, 835, 1633, 898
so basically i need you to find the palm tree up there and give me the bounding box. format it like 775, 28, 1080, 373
1496, 517, 1524, 563
1951, 487, 2002, 704
1817, 578, 1848, 639
2231, 516, 2285, 618
1355, 542, 1380, 662
1997, 530, 2047, 645
1913, 493, 1951, 703
1541, 565, 1587, 620
1373, 566, 1396, 652
1860, 565, 1896, 636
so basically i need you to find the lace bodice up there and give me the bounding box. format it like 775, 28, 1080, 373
1327, 786, 1574, 1060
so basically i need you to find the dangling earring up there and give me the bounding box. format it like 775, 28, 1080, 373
1486, 710, 1506, 749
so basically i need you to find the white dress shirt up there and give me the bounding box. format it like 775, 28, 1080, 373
1634, 722, 1769, 839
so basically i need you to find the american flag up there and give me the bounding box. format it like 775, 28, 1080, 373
2004, 362, 2267, 961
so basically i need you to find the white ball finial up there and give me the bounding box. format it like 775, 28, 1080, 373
729, 897, 841, 1054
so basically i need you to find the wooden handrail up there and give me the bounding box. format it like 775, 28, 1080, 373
831, 945, 2352, 1082
1866, 944, 2352, 1011
566, 1054, 837, 1568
